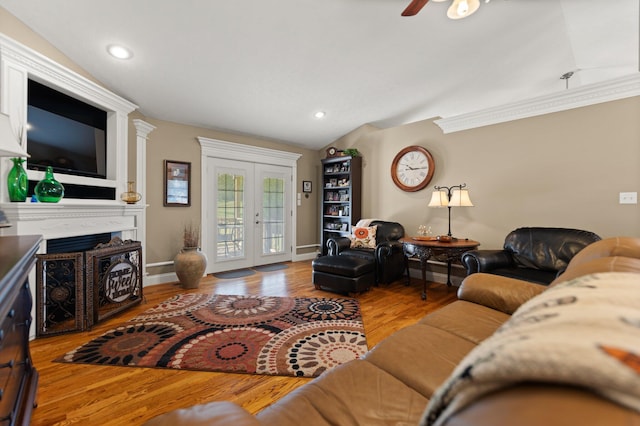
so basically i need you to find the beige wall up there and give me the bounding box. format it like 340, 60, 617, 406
329, 97, 640, 249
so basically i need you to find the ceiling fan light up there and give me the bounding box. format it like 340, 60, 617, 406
447, 0, 480, 19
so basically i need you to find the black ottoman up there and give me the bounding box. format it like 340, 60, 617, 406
312, 255, 375, 295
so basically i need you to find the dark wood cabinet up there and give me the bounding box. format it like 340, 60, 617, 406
0, 235, 41, 426
320, 156, 362, 255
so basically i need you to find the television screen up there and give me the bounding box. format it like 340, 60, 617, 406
27, 80, 107, 179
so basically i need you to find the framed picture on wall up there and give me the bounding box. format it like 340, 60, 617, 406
303, 181, 312, 193
164, 160, 191, 207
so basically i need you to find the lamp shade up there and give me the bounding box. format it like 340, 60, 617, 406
428, 190, 449, 207
0, 113, 29, 158
447, 0, 480, 19
449, 189, 474, 207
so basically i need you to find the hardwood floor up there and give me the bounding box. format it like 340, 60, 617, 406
29, 260, 458, 425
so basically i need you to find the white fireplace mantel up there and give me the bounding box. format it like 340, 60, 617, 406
0, 202, 145, 242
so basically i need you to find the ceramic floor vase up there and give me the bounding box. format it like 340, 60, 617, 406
174, 247, 207, 289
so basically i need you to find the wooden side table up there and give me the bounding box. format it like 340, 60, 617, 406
401, 237, 480, 300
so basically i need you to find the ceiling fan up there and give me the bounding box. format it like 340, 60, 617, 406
402, 0, 485, 19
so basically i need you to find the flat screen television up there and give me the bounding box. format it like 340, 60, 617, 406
27, 79, 107, 179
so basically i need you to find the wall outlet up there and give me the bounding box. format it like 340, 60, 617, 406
619, 192, 637, 204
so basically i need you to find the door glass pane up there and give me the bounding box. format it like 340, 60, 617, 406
217, 172, 244, 259
262, 177, 285, 255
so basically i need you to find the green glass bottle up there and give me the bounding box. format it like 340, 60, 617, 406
34, 166, 64, 202
7, 157, 28, 202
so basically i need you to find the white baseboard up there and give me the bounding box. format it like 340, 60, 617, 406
293, 252, 319, 262
144, 272, 178, 287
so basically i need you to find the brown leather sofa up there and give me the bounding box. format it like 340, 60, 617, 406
145, 236, 640, 426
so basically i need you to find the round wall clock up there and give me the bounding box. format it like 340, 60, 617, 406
391, 145, 435, 192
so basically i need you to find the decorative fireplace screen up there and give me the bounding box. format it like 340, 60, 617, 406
36, 237, 143, 337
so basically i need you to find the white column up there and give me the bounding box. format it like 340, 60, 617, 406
132, 119, 155, 285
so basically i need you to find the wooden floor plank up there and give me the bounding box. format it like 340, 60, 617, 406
30, 260, 458, 425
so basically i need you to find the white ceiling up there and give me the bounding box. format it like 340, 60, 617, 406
0, 0, 637, 149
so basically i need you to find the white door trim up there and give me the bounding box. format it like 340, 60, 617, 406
198, 137, 301, 274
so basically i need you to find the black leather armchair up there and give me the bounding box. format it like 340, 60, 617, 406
326, 220, 405, 284
461, 227, 601, 285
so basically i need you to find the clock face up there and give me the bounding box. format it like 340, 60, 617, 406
391, 146, 435, 192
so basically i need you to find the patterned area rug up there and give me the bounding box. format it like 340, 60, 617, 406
56, 294, 368, 378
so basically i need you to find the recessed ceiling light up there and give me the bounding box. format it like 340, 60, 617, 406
107, 44, 133, 60
314, 111, 326, 119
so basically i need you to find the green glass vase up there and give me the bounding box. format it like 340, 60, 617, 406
7, 158, 28, 202
34, 166, 64, 202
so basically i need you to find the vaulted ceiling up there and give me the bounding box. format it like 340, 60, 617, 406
1, 0, 637, 149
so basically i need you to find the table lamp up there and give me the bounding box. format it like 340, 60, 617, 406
428, 183, 473, 239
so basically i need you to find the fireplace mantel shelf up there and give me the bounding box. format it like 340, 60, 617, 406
2, 202, 146, 220
1, 202, 146, 244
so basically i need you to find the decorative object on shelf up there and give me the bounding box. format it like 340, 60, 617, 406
428, 183, 474, 239
7, 157, 28, 202
326, 146, 340, 158
174, 223, 207, 289
342, 148, 360, 157
34, 166, 64, 202
121, 181, 142, 204
391, 145, 435, 192
0, 113, 30, 226
417, 225, 432, 237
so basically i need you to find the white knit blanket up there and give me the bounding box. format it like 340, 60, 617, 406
421, 272, 640, 426
355, 218, 381, 227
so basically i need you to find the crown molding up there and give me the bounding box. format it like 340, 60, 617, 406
435, 73, 640, 134
198, 136, 301, 166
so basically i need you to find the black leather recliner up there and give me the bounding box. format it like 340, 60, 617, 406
461, 227, 601, 285
326, 220, 405, 284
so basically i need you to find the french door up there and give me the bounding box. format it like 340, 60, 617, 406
205, 158, 292, 273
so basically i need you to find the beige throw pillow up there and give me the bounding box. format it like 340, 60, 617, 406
350, 226, 377, 249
